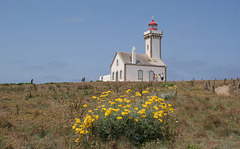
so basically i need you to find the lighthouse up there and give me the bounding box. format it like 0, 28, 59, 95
100, 18, 167, 82
144, 19, 163, 59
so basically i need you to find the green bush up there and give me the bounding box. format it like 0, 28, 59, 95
73, 88, 175, 146
161, 82, 175, 87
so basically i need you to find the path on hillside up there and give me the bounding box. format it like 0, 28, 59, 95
215, 85, 230, 96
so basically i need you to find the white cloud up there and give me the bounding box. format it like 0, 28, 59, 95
61, 17, 85, 24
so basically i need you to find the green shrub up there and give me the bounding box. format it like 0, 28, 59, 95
72, 88, 175, 146
161, 82, 175, 87
187, 145, 200, 149
95, 80, 103, 82
17, 83, 25, 85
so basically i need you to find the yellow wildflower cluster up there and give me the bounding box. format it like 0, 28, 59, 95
72, 114, 99, 142
73, 88, 174, 143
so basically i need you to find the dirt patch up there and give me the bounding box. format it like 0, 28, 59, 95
215, 85, 230, 96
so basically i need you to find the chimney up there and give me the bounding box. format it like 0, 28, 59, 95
132, 46, 136, 64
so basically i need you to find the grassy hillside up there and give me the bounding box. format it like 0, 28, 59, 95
0, 80, 239, 148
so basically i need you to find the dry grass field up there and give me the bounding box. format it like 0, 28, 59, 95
0, 80, 240, 149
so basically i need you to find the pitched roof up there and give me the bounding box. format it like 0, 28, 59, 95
117, 52, 166, 67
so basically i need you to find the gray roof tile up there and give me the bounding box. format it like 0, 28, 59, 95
118, 52, 166, 66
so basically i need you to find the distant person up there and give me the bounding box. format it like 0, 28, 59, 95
81, 77, 85, 82
160, 73, 164, 81
153, 73, 155, 81
155, 74, 158, 81
31, 79, 34, 84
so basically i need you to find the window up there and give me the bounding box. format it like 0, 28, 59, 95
138, 70, 143, 80
116, 59, 119, 66
120, 70, 122, 79
147, 45, 149, 50
112, 72, 114, 80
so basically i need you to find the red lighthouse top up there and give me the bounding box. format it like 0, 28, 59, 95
148, 19, 158, 30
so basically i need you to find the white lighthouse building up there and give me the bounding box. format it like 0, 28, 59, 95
100, 19, 167, 82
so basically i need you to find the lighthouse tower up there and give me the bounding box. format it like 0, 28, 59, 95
144, 18, 163, 59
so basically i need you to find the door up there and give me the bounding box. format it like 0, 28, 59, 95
116, 71, 118, 81
149, 71, 154, 81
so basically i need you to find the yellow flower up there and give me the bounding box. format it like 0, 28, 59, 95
75, 128, 81, 132
75, 118, 81, 123
154, 106, 159, 111
126, 105, 131, 108
85, 130, 89, 133
122, 112, 129, 116
158, 119, 163, 122
135, 92, 142, 97
117, 116, 123, 120
134, 119, 138, 122
127, 100, 131, 103
113, 108, 120, 112
120, 95, 126, 98
93, 115, 99, 120
111, 102, 116, 105
124, 109, 131, 113
80, 130, 85, 134
105, 109, 112, 117
138, 109, 146, 115
145, 101, 152, 105
142, 90, 149, 94
173, 85, 178, 88
101, 108, 106, 112
140, 115, 147, 118
72, 125, 76, 130
101, 105, 105, 107
153, 115, 158, 119
134, 108, 138, 110
91, 96, 97, 99
129, 116, 133, 119
75, 138, 80, 142
88, 110, 92, 113
126, 89, 132, 93
83, 104, 87, 108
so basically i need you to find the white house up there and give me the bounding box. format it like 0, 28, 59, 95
100, 19, 167, 82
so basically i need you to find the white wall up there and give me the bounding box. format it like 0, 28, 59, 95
99, 75, 110, 82
144, 30, 163, 60
111, 54, 125, 81
126, 65, 166, 81
152, 37, 161, 59
145, 38, 151, 57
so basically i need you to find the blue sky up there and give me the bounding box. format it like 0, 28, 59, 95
0, 0, 239, 83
